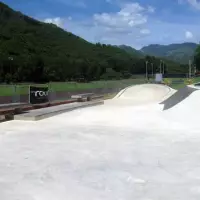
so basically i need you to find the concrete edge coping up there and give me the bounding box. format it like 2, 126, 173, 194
115, 83, 175, 101
14, 100, 104, 121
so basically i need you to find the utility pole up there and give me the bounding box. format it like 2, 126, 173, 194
146, 61, 148, 80
162, 62, 165, 74
160, 60, 162, 74
194, 64, 197, 76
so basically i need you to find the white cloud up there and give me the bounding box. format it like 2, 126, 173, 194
42, 15, 200, 49
186, 0, 200, 9
42, 2, 200, 49
147, 6, 155, 13
140, 29, 151, 35
44, 17, 64, 27
90, 2, 156, 45
185, 31, 193, 39
93, 3, 150, 30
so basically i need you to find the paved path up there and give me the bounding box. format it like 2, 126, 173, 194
0, 84, 200, 200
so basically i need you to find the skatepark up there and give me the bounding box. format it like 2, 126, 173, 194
1, 83, 200, 199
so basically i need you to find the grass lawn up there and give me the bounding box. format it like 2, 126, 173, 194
104, 93, 117, 100
0, 79, 146, 96
1, 77, 200, 97
165, 77, 200, 90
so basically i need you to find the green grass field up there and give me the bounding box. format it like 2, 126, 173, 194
0, 77, 200, 96
166, 77, 200, 90
0, 79, 146, 96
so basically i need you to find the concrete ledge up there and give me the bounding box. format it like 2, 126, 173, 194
0, 103, 28, 115
71, 93, 94, 102
14, 100, 104, 121
0, 103, 27, 109
71, 93, 94, 99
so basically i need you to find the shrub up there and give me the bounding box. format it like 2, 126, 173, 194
185, 78, 194, 85
163, 79, 171, 86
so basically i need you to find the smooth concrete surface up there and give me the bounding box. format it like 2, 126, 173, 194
1, 84, 200, 199
14, 100, 104, 121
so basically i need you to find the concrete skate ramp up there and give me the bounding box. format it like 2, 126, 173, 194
118, 84, 174, 102
160, 86, 198, 110
107, 84, 175, 106
164, 87, 200, 127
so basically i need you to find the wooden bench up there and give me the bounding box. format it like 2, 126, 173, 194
71, 93, 94, 102
0, 103, 28, 115
0, 103, 29, 121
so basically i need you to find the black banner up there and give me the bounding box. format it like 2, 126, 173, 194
29, 86, 49, 104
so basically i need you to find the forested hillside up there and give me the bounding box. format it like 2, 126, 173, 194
0, 2, 189, 83
118, 45, 144, 58
141, 43, 198, 64
194, 46, 200, 69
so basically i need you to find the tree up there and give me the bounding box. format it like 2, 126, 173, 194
31, 56, 45, 83
194, 46, 200, 71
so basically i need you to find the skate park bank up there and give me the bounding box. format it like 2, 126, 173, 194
1, 83, 200, 199
1, 82, 200, 122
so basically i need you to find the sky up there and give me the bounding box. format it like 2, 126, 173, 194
2, 0, 200, 49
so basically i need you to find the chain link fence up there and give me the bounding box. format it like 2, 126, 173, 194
0, 79, 146, 104
0, 74, 195, 105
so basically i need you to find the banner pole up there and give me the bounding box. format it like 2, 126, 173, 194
48, 82, 50, 103
29, 85, 31, 104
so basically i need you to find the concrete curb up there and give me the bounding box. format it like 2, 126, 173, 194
14, 100, 104, 121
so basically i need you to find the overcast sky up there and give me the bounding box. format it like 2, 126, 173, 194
3, 0, 200, 49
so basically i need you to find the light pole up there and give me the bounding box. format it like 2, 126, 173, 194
145, 61, 148, 80
162, 62, 165, 75
194, 64, 197, 76
160, 60, 162, 74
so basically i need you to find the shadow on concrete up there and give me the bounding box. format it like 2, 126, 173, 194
160, 86, 197, 110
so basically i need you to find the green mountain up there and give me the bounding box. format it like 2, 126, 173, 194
0, 2, 190, 83
118, 45, 144, 58
141, 43, 198, 64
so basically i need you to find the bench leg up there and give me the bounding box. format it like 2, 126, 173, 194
77, 98, 82, 102
87, 96, 92, 101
